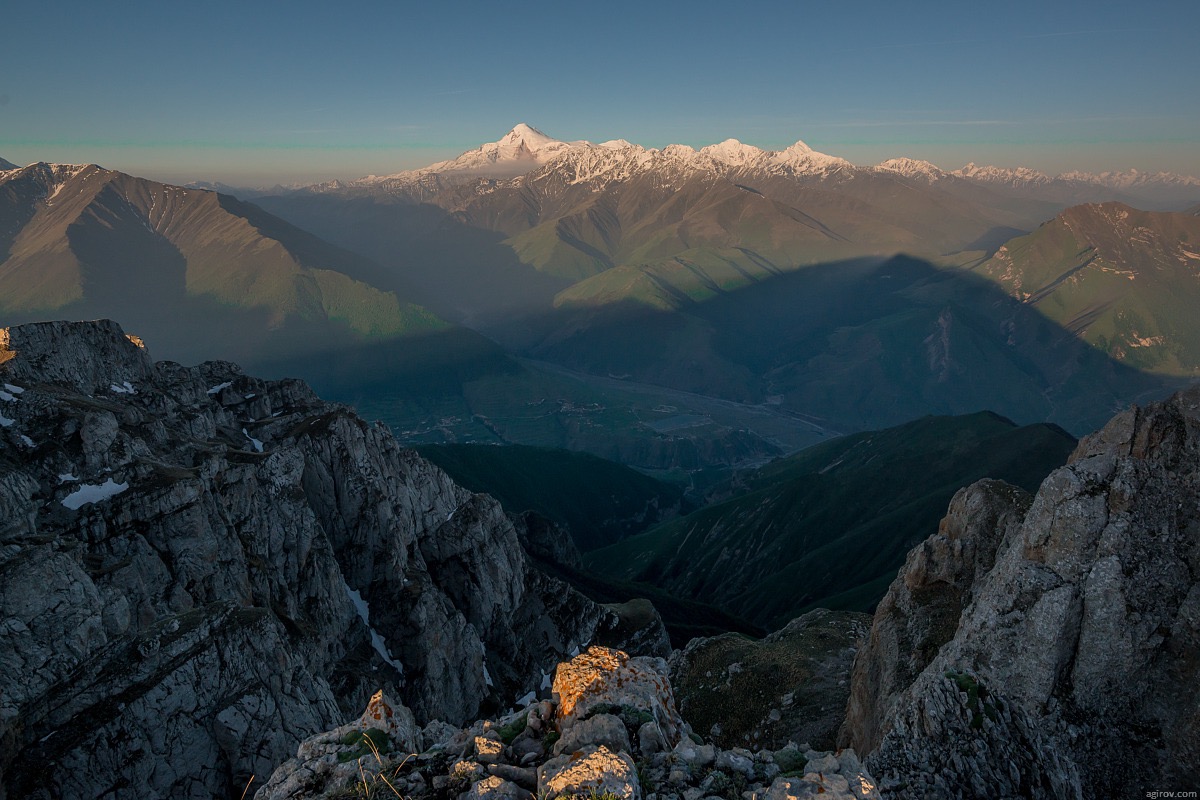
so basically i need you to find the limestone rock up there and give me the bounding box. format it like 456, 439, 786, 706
765, 770, 879, 800
538, 745, 640, 800
359, 690, 419, 748
601, 598, 672, 660
553, 712, 631, 756
465, 775, 532, 800
474, 735, 505, 765
256, 646, 882, 800
553, 646, 685, 748
840, 479, 1029, 754
856, 387, 1200, 797
0, 320, 627, 800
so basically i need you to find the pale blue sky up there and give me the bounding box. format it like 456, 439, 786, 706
2, 0, 1197, 184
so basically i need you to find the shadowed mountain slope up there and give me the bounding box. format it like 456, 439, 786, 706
512, 255, 1174, 437
585, 412, 1077, 630
0, 163, 445, 367
416, 443, 688, 551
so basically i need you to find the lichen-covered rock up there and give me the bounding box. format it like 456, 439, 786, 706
538, 745, 640, 800
254, 691, 421, 800
765, 770, 880, 800
855, 387, 1200, 798
0, 320, 634, 800
359, 690, 419, 746
553, 646, 684, 748
464, 775, 532, 800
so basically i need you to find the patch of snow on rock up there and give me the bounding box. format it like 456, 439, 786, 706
242, 428, 264, 453
344, 583, 404, 673
62, 478, 129, 510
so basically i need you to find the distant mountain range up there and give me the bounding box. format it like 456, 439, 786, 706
2, 130, 1193, 455
0, 161, 445, 365
312, 125, 1200, 211
255, 124, 1199, 329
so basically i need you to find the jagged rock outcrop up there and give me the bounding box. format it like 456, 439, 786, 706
0, 320, 657, 799
257, 646, 881, 800
844, 387, 1200, 798
671, 609, 870, 751
839, 480, 1031, 755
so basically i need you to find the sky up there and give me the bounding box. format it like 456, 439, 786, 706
2, 0, 1198, 186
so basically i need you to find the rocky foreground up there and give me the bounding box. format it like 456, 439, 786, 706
0, 321, 660, 799
256, 645, 878, 800
2, 319, 1199, 799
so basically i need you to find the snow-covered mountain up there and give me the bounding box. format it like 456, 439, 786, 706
951, 162, 1200, 208
323, 124, 856, 196
873, 157, 948, 182
252, 124, 1199, 325
300, 124, 1197, 209
358, 123, 588, 185
951, 162, 1055, 189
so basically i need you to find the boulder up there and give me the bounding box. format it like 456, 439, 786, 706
553, 646, 684, 747
538, 744, 640, 800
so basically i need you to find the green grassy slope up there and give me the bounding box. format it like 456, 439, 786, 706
416, 443, 687, 551
584, 411, 1077, 630
974, 202, 1200, 376
0, 164, 446, 366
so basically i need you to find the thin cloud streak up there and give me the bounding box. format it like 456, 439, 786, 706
830, 27, 1162, 54
810, 114, 1197, 129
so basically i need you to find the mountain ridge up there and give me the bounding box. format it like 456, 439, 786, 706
0, 161, 448, 366
974, 201, 1200, 375
314, 126, 1200, 201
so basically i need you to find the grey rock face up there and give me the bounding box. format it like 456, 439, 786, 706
851, 387, 1200, 798
0, 320, 627, 799
840, 479, 1030, 754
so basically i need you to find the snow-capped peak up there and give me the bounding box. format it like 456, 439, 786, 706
346, 127, 855, 192
358, 124, 587, 184
498, 123, 558, 151
952, 163, 1052, 186
0, 162, 102, 204
875, 157, 946, 181
699, 139, 766, 166
1058, 168, 1200, 189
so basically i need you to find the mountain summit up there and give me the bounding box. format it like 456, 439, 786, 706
361, 123, 585, 183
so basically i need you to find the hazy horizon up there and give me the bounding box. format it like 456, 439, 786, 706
2, 0, 1198, 186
